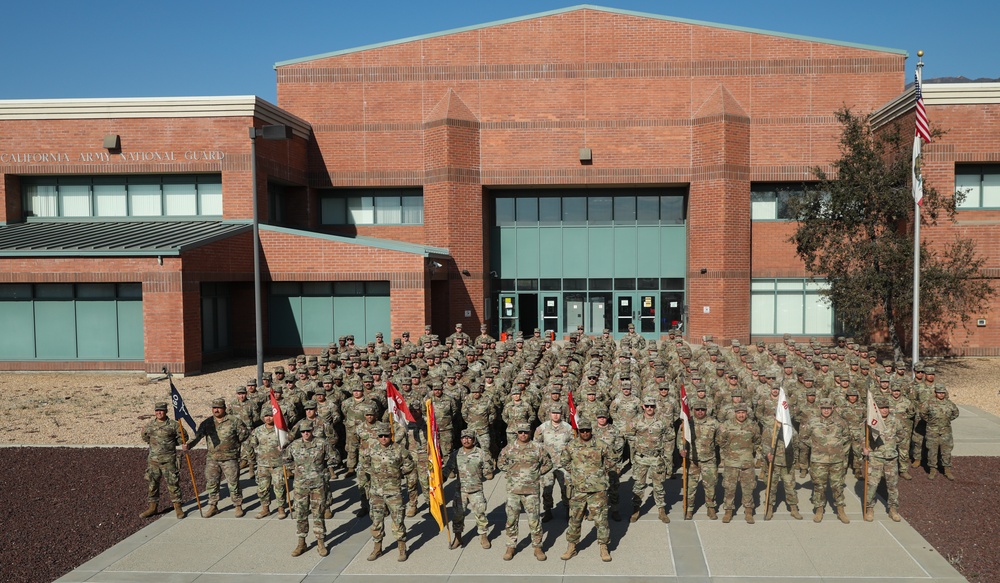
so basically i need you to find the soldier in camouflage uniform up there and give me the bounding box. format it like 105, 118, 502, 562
678, 399, 720, 520
593, 407, 625, 521
923, 385, 960, 480
443, 429, 494, 550
863, 396, 905, 522
342, 386, 372, 476
183, 398, 250, 518
717, 403, 760, 523
284, 420, 338, 557
497, 422, 553, 561
249, 405, 288, 519
462, 385, 495, 460
559, 420, 616, 562
140, 402, 184, 519
799, 399, 851, 523
359, 422, 417, 562
762, 402, 802, 521
887, 385, 915, 480
502, 388, 533, 447
534, 405, 575, 522
626, 397, 674, 523
231, 385, 259, 474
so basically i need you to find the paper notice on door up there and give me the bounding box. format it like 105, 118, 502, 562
670, 302, 678, 308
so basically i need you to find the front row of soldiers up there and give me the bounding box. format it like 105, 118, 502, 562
140, 373, 960, 562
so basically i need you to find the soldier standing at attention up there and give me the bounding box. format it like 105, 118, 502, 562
923, 385, 960, 480
678, 399, 720, 520
863, 396, 905, 522
560, 420, 616, 563
626, 397, 674, 524
534, 405, 575, 522
249, 406, 287, 520
443, 429, 494, 550
140, 402, 184, 519
799, 399, 851, 523
284, 420, 338, 557
593, 407, 625, 521
717, 403, 761, 523
359, 422, 417, 562
497, 422, 553, 561
182, 398, 250, 518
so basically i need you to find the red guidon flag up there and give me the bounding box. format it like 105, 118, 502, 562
386, 381, 415, 426
679, 384, 692, 444
269, 389, 289, 448
567, 390, 580, 430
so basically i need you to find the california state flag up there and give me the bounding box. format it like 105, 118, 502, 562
269, 389, 289, 448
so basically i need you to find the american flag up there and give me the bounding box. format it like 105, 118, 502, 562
914, 73, 931, 143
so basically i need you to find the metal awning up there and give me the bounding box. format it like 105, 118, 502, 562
0, 220, 250, 256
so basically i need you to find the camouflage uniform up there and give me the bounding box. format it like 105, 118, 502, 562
430, 391, 457, 461
717, 406, 761, 514
359, 424, 417, 544
141, 413, 182, 505
592, 414, 625, 517
501, 392, 533, 447
922, 387, 959, 473
443, 430, 493, 538
342, 395, 372, 472
462, 389, 495, 458
187, 403, 250, 512
534, 414, 575, 516
284, 422, 338, 545
799, 402, 850, 513
865, 408, 905, 513
626, 399, 675, 518
249, 415, 287, 511
888, 390, 916, 472
678, 404, 720, 517
560, 424, 616, 548
497, 425, 553, 550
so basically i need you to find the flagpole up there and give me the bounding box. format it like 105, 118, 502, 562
764, 418, 779, 514
912, 51, 925, 370
681, 434, 689, 517
863, 424, 870, 512
178, 421, 204, 518
283, 465, 294, 509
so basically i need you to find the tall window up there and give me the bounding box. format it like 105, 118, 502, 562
22, 175, 223, 219
320, 188, 423, 225
751, 279, 834, 335
955, 164, 1000, 209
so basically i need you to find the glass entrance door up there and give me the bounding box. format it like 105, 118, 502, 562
638, 293, 657, 334
541, 295, 559, 335
615, 294, 634, 334
499, 294, 517, 339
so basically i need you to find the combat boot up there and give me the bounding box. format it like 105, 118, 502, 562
503, 546, 515, 561
139, 502, 158, 519
204, 504, 218, 518
324, 508, 333, 519
629, 496, 641, 522
405, 500, 417, 517
366, 541, 382, 561
240, 459, 249, 469
789, 505, 802, 520
356, 499, 370, 517
813, 507, 823, 523
764, 506, 774, 521
684, 509, 694, 520
658, 507, 670, 523
234, 504, 245, 518
927, 468, 938, 480
853, 468, 863, 480
317, 536, 328, 557
836, 506, 850, 524
799, 467, 808, 478
864, 508, 874, 522
534, 546, 547, 561
481, 534, 491, 549
888, 507, 902, 522
174, 502, 185, 519
745, 508, 755, 524
397, 541, 408, 562
900, 469, 912, 480
277, 506, 287, 519
611, 509, 622, 522
599, 543, 612, 562
722, 509, 733, 523
256, 504, 270, 519
706, 506, 718, 520
944, 467, 955, 481
560, 542, 578, 561
291, 537, 307, 557
450, 533, 462, 550
910, 458, 921, 468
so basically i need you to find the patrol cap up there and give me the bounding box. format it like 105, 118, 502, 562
691, 399, 708, 410
246, 378, 258, 386
470, 384, 483, 393
586, 387, 597, 395
803, 372, 815, 382
642, 397, 657, 407
351, 385, 364, 392
363, 403, 378, 414
577, 420, 593, 431
549, 404, 563, 414
515, 423, 532, 433
805, 388, 817, 396
260, 404, 274, 417
510, 387, 522, 396
304, 400, 317, 410
375, 422, 391, 436
875, 396, 890, 408
595, 406, 610, 418
934, 384, 947, 394
273, 365, 285, 374
299, 420, 314, 432
263, 372, 273, 381
846, 388, 860, 397
819, 398, 835, 408
924, 366, 936, 374
212, 398, 227, 408
272, 385, 284, 394
734, 403, 749, 412
154, 402, 168, 411
236, 385, 247, 394
461, 429, 476, 439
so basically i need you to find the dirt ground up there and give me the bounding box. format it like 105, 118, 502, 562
1, 356, 997, 446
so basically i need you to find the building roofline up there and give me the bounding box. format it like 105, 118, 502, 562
0, 96, 312, 138
275, 4, 907, 68
871, 82, 1000, 129
260, 224, 450, 258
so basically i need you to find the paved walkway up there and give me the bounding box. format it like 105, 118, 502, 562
57, 404, 1000, 583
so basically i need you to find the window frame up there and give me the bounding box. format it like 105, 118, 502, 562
955, 164, 1000, 210
21, 175, 223, 220
319, 188, 423, 226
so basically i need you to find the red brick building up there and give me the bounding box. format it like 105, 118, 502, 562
0, 6, 996, 372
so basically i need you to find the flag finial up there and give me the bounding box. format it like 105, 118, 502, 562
917, 50, 923, 58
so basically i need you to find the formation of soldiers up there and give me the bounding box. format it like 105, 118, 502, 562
141, 325, 960, 561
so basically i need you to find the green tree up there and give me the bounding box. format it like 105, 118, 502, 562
790, 108, 993, 358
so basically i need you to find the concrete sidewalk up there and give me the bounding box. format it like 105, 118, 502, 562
56, 404, 1000, 583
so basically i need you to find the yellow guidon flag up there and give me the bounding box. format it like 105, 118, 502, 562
425, 399, 446, 531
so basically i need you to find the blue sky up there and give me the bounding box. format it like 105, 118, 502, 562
2, 0, 995, 103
